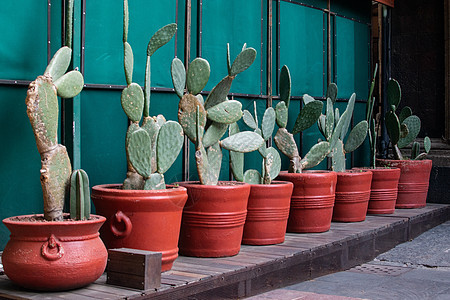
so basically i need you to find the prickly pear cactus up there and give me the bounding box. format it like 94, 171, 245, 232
26, 44, 84, 221
170, 43, 264, 185
70, 169, 90, 220
121, 0, 182, 190
272, 65, 330, 173
230, 102, 281, 184
383, 79, 431, 160
318, 83, 368, 172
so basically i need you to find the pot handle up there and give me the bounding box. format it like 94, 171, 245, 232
41, 234, 64, 261
110, 210, 132, 238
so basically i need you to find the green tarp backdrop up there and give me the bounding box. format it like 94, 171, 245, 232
0, 0, 371, 250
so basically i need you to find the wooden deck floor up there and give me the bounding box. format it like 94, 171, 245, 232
1, 203, 449, 300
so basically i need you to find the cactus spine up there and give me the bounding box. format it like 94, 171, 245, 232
384, 79, 431, 160
230, 103, 281, 184
272, 65, 330, 173
121, 0, 183, 190
318, 83, 368, 172
171, 44, 264, 185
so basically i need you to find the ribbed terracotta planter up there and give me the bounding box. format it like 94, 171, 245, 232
242, 181, 293, 245
2, 214, 107, 291
276, 171, 337, 233
354, 167, 400, 214
176, 181, 250, 257
91, 184, 187, 272
332, 170, 373, 222
376, 159, 432, 209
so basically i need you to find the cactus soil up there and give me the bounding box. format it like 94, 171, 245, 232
242, 181, 293, 245
2, 214, 107, 291
91, 184, 187, 272
376, 159, 432, 208
176, 181, 250, 257
276, 171, 337, 233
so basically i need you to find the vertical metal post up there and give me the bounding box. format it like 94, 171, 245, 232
267, 0, 273, 148
327, 0, 331, 87
183, 0, 192, 181
380, 5, 391, 158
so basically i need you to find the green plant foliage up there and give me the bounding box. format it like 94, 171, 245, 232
292, 100, 323, 134
147, 23, 177, 57
121, 83, 144, 122
186, 58, 210, 95
70, 169, 90, 220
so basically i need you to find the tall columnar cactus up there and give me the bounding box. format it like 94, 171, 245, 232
318, 83, 369, 172
230, 103, 281, 184
121, 0, 183, 190
170, 44, 264, 185
26, 46, 84, 221
272, 65, 330, 173
384, 79, 431, 160
365, 64, 378, 168
70, 169, 90, 220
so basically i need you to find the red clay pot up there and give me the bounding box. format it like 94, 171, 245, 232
376, 159, 432, 209
2, 214, 107, 291
176, 181, 250, 257
91, 184, 187, 272
354, 167, 400, 214
333, 170, 373, 222
276, 171, 337, 233
242, 181, 293, 245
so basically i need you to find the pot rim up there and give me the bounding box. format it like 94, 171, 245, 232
3, 213, 106, 226
174, 181, 250, 189
352, 167, 400, 172
92, 183, 187, 194
335, 169, 373, 176
248, 180, 294, 187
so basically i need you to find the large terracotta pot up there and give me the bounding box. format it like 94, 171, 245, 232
376, 159, 432, 208
176, 181, 250, 257
91, 184, 187, 272
242, 181, 293, 245
2, 214, 107, 291
332, 170, 373, 222
354, 167, 401, 214
276, 171, 337, 233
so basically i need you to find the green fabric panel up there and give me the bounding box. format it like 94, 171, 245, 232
0, 1, 48, 80
335, 17, 370, 99
201, 1, 262, 95
352, 102, 370, 167
279, 2, 324, 97
331, 0, 371, 24
0, 86, 43, 249
296, 0, 328, 9
84, 0, 177, 87
80, 90, 127, 187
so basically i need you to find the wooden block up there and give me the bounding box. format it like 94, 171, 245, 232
106, 248, 161, 290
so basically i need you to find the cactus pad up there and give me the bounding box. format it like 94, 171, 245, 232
344, 120, 368, 153
144, 173, 166, 190
339, 93, 356, 140
127, 128, 152, 178
399, 106, 412, 123
265, 147, 281, 180
124, 42, 133, 85
274, 128, 299, 159
387, 78, 401, 109
275, 101, 288, 128
156, 121, 184, 174
279, 65, 291, 107
243, 109, 257, 129
44, 46, 71, 81
147, 23, 177, 57
206, 100, 243, 124
186, 58, 210, 95
325, 98, 334, 140
262, 107, 276, 141
300, 141, 330, 170
206, 143, 222, 185
54, 70, 84, 98
243, 169, 262, 184
385, 111, 400, 145
203, 121, 228, 148
121, 83, 144, 122
326, 83, 338, 104
178, 94, 206, 143
220, 131, 264, 153
292, 100, 323, 134
331, 139, 346, 172
424, 136, 431, 153
230, 47, 257, 76
171, 58, 186, 99
411, 141, 420, 159
204, 76, 233, 109
398, 115, 421, 148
